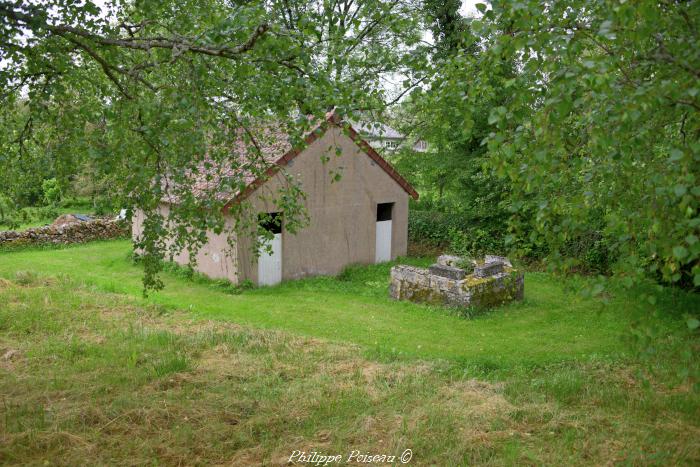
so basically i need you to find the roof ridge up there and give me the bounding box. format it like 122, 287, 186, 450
227, 113, 418, 205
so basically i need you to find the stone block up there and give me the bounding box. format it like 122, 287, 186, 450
485, 255, 513, 268
430, 274, 457, 293
436, 255, 462, 267
437, 254, 476, 273
474, 261, 504, 278
428, 263, 466, 280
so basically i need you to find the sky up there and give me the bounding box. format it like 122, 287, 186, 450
460, 0, 483, 17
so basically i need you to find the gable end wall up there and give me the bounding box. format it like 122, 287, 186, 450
237, 125, 409, 283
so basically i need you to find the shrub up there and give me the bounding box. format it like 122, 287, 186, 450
409, 210, 507, 256
92, 196, 116, 216
558, 231, 617, 275
408, 210, 470, 247
0, 195, 20, 230
41, 178, 62, 206
34, 205, 59, 223
59, 197, 93, 210
447, 227, 506, 258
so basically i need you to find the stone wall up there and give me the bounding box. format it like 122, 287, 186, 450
389, 255, 524, 309
0, 219, 129, 248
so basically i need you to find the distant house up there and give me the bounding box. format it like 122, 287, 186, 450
132, 113, 418, 286
353, 121, 429, 153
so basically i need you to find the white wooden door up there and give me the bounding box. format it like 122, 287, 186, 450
375, 220, 392, 263
258, 233, 282, 286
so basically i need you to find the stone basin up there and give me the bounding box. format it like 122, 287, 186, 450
389, 255, 524, 309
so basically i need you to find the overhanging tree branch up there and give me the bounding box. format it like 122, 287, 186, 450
1, 4, 270, 60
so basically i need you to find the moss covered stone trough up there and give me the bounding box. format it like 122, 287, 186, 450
389, 255, 524, 309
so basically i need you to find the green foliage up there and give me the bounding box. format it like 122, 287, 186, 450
32, 205, 59, 224
423, 0, 469, 56
395, 5, 516, 262
90, 196, 115, 216
408, 209, 506, 256
408, 210, 462, 246
560, 232, 616, 275
41, 178, 62, 206
473, 0, 700, 286
0, 0, 424, 292
4, 0, 698, 293
0, 195, 19, 230
447, 226, 505, 258
408, 0, 700, 288
0, 205, 93, 233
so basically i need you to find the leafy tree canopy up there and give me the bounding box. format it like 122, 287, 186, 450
0, 0, 424, 291
408, 0, 700, 288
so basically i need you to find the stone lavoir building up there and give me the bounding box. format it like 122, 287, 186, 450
132, 113, 418, 286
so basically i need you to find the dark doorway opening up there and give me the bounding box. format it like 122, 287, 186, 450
259, 212, 282, 234
377, 203, 394, 222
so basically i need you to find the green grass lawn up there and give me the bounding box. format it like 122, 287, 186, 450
0, 240, 687, 369
0, 240, 698, 464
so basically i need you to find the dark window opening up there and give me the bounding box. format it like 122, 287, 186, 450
376, 203, 394, 222
259, 212, 282, 234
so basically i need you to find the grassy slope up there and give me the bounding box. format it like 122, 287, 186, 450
0, 240, 686, 370
0, 278, 496, 465
0, 275, 698, 465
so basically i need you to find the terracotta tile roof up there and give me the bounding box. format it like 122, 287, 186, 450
188, 125, 294, 202
164, 113, 418, 207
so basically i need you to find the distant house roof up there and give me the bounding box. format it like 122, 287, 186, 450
165, 113, 418, 207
